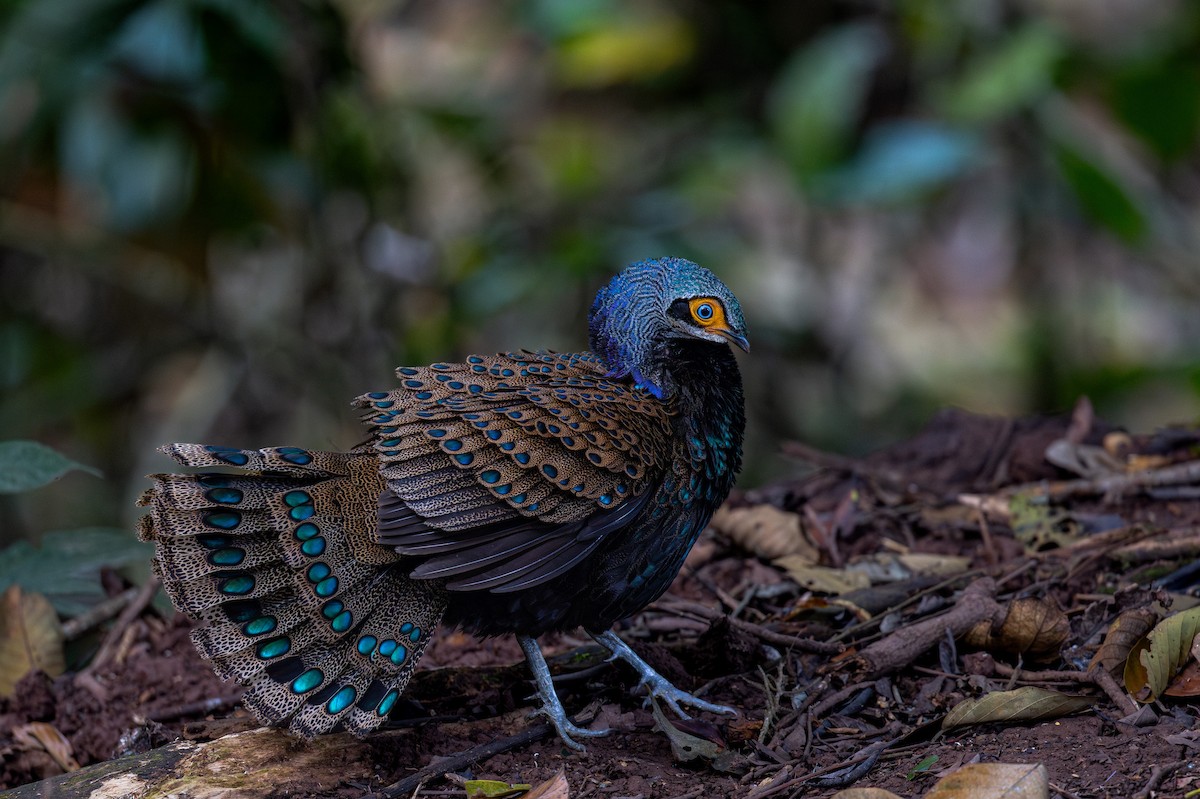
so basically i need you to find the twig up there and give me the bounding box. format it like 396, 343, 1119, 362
992, 663, 1138, 716
86, 577, 160, 673
652, 598, 842, 654
362, 723, 556, 798
833, 578, 1004, 680
142, 695, 245, 723
1133, 758, 1188, 799
61, 587, 139, 641
829, 570, 982, 643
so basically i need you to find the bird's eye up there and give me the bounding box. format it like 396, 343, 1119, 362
688, 298, 723, 327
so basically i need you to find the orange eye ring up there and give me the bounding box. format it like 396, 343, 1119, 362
688, 297, 726, 328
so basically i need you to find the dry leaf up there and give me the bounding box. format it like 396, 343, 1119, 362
1124, 605, 1200, 702
773, 557, 870, 595
0, 585, 65, 696
962, 597, 1068, 663
649, 697, 724, 764
12, 722, 79, 772
830, 789, 902, 799
1088, 606, 1158, 677
464, 780, 533, 799
1164, 657, 1200, 698
942, 686, 1095, 729
522, 769, 568, 799
924, 763, 1049, 798
710, 505, 817, 561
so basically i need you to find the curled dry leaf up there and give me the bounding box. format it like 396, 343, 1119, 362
924, 763, 1049, 799
710, 504, 818, 561
1125, 606, 1200, 702
1088, 606, 1158, 678
942, 686, 1095, 729
961, 597, 1068, 663
11, 722, 80, 772
523, 769, 569, 799
0, 584, 65, 696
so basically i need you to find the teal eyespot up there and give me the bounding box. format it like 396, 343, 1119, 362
330, 609, 352, 632
291, 668, 323, 693
378, 688, 399, 716
218, 575, 254, 595
378, 639, 397, 656
208, 547, 246, 566
243, 616, 277, 636
294, 523, 319, 541
300, 537, 326, 556
389, 645, 407, 665
284, 490, 311, 507
357, 635, 377, 655
315, 577, 338, 597
205, 487, 244, 504
256, 637, 290, 659
321, 600, 343, 619
326, 686, 356, 714
203, 511, 242, 530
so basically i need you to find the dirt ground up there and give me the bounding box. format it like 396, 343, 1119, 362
3, 404, 1200, 798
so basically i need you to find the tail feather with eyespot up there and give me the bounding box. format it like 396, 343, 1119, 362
137, 443, 446, 737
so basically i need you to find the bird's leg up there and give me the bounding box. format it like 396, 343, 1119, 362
592, 629, 737, 719
517, 635, 609, 750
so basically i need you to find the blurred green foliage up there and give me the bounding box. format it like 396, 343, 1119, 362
2, 0, 1200, 541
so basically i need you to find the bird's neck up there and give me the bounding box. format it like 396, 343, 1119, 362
663, 340, 745, 478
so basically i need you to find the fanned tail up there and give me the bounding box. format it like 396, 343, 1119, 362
138, 443, 446, 737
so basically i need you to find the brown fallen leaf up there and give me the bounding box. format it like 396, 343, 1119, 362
0, 584, 65, 696
924, 762, 1049, 798
962, 597, 1068, 663
1088, 606, 1158, 678
1125, 605, 1200, 702
773, 557, 870, 595
523, 769, 568, 799
1164, 656, 1200, 698
11, 722, 80, 773
710, 504, 817, 561
942, 686, 1095, 729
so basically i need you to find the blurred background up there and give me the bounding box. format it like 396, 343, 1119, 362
3, 0, 1200, 543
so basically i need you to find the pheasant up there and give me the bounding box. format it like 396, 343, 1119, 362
138, 256, 748, 748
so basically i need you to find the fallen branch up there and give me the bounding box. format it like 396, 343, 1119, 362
832, 577, 1004, 680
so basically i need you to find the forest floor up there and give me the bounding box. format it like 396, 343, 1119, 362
3, 402, 1200, 798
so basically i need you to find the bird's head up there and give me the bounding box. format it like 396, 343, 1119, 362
588, 257, 748, 398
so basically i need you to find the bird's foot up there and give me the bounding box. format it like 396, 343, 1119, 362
592, 629, 737, 719
528, 703, 610, 751
518, 634, 609, 751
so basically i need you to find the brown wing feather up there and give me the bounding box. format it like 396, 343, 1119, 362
354, 350, 672, 593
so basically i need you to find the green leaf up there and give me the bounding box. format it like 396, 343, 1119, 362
1125, 605, 1200, 702
0, 528, 152, 617
936, 23, 1063, 124
1053, 140, 1147, 244
0, 441, 101, 494
767, 23, 885, 178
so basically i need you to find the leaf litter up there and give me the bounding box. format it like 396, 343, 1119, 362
2, 404, 1200, 797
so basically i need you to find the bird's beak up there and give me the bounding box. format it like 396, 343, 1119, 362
720, 329, 750, 352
